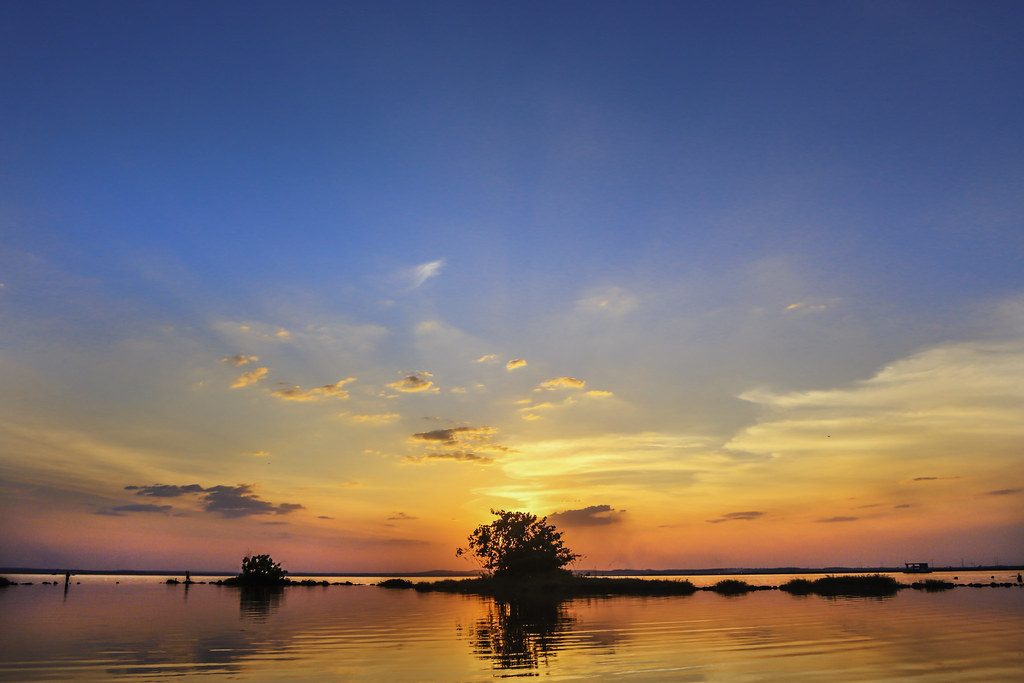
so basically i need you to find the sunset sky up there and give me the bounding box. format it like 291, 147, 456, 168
2, 1, 1022, 572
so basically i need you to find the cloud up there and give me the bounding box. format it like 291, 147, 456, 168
318, 515, 334, 520
406, 259, 444, 288
232, 366, 268, 388
271, 377, 355, 401
388, 512, 417, 521
728, 341, 1024, 498
576, 286, 637, 316
911, 476, 959, 482
893, 503, 914, 509
222, 354, 259, 367
506, 358, 528, 371
125, 483, 303, 518
707, 510, 764, 524
783, 300, 835, 314
125, 484, 204, 498
986, 488, 1022, 496
816, 516, 859, 523
96, 503, 174, 516
475, 354, 498, 364
249, 450, 270, 457
387, 374, 439, 394
407, 425, 510, 464
410, 426, 497, 444
536, 376, 587, 391
200, 485, 304, 518
586, 389, 614, 398
404, 452, 493, 464
346, 412, 400, 425
549, 504, 625, 527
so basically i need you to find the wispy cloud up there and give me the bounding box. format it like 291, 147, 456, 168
536, 376, 586, 391
506, 358, 528, 371
222, 354, 259, 367
816, 516, 858, 523
271, 378, 356, 401
707, 510, 764, 524
346, 412, 401, 425
986, 488, 1022, 496
96, 503, 174, 516
576, 286, 637, 316
231, 366, 268, 388
406, 259, 444, 288
475, 354, 498, 364
387, 512, 417, 521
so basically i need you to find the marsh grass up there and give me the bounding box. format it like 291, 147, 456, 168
389, 572, 697, 598
781, 574, 901, 597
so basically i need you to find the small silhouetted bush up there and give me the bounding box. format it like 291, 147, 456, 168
911, 579, 956, 591
707, 579, 754, 595
0, 577, 14, 587
378, 578, 415, 589
781, 574, 900, 597
780, 578, 814, 595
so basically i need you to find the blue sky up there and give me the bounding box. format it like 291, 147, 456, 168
1, 1, 1022, 570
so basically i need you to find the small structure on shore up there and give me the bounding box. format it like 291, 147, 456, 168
903, 562, 931, 573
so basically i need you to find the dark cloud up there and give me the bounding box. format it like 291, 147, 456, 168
411, 427, 479, 443
388, 512, 417, 521
407, 425, 508, 464
96, 503, 174, 516
125, 484, 204, 498
893, 503, 914, 509
816, 516, 859, 523
404, 452, 493, 464
986, 488, 1022, 496
549, 504, 625, 527
912, 476, 958, 482
318, 515, 335, 520
706, 510, 764, 524
124, 482, 303, 518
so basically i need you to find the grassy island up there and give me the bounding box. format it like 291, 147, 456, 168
385, 572, 698, 597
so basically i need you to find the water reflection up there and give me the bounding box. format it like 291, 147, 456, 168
239, 585, 284, 621
466, 597, 576, 672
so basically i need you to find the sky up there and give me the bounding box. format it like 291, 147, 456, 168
1, 1, 1022, 572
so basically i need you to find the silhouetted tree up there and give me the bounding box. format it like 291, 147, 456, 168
457, 510, 579, 577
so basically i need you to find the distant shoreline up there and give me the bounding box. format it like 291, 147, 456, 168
2, 564, 1021, 577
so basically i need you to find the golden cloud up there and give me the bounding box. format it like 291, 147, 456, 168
347, 412, 400, 425
407, 425, 511, 464
231, 366, 268, 388
387, 374, 439, 393
222, 354, 259, 367
536, 376, 586, 391
506, 358, 528, 371
271, 377, 356, 402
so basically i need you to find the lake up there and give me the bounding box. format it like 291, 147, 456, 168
1, 572, 1021, 681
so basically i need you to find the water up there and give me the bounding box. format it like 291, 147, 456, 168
1, 572, 1021, 681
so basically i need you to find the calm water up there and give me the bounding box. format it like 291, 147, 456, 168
1, 572, 1021, 681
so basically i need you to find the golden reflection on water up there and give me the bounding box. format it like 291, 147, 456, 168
0, 578, 1021, 681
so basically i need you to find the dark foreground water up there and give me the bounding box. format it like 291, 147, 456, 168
1, 573, 1022, 681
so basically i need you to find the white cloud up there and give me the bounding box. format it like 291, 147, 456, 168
407, 259, 444, 288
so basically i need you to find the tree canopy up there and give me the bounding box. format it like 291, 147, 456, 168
239, 554, 287, 585
457, 509, 579, 577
